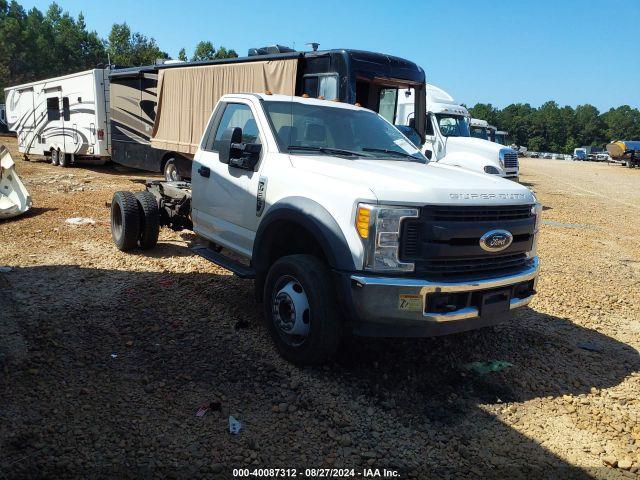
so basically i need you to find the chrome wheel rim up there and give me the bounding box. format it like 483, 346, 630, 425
272, 276, 310, 346
165, 162, 179, 181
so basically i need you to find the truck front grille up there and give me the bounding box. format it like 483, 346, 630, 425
424, 205, 533, 222
503, 151, 519, 169
400, 204, 535, 279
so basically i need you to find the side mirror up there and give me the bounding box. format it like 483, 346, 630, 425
219, 126, 262, 170
219, 127, 242, 165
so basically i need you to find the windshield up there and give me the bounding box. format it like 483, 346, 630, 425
435, 114, 470, 137
495, 133, 507, 144
470, 126, 488, 140
263, 100, 426, 163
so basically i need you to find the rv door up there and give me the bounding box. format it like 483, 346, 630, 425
17, 88, 36, 151
45, 88, 64, 152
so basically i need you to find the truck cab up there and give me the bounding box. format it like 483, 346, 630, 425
111, 94, 540, 365
397, 85, 519, 180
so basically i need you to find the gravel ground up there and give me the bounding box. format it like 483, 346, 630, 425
1, 136, 639, 479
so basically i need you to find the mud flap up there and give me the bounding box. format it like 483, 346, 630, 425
0, 145, 32, 219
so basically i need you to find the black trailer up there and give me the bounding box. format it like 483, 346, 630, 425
108, 47, 427, 180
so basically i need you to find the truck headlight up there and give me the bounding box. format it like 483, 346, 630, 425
356, 203, 419, 272
527, 202, 543, 260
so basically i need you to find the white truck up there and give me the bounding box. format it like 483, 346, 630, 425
4, 69, 110, 167
397, 85, 519, 180
110, 94, 541, 365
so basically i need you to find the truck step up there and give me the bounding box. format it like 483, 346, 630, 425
191, 246, 255, 279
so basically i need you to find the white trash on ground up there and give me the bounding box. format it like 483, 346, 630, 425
65, 217, 96, 225
0, 145, 32, 220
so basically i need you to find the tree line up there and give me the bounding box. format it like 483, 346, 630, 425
0, 0, 237, 102
468, 101, 640, 153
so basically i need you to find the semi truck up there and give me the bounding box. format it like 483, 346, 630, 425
4, 69, 110, 166
110, 93, 541, 365
108, 46, 428, 181
396, 84, 519, 180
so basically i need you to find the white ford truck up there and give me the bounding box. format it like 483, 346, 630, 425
110, 94, 541, 365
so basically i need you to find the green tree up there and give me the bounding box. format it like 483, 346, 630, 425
177, 47, 187, 61
191, 40, 215, 61
214, 46, 237, 59
468, 103, 498, 126
601, 106, 640, 141
107, 22, 167, 67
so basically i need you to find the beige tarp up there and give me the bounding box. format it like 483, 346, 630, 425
151, 59, 298, 154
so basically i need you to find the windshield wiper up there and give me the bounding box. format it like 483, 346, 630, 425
362, 147, 421, 161
287, 145, 363, 157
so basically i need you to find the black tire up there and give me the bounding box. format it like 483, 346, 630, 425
59, 151, 70, 167
111, 191, 141, 251
263, 254, 343, 365
163, 157, 181, 181
51, 149, 59, 166
135, 191, 159, 250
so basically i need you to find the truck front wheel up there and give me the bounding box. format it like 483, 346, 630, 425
263, 254, 343, 365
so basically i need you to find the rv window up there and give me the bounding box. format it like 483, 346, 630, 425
47, 97, 60, 121
303, 77, 319, 97
62, 97, 70, 121
378, 88, 398, 124
302, 75, 338, 100
212, 103, 260, 152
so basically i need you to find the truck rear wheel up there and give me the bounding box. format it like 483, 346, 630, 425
51, 149, 59, 166
263, 254, 343, 365
111, 191, 141, 251
135, 191, 159, 249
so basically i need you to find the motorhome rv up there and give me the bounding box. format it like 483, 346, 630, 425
4, 69, 110, 166
108, 46, 428, 180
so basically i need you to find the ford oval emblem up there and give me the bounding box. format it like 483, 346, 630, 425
480, 229, 513, 252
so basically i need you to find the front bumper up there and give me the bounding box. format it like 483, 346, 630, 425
344, 257, 539, 337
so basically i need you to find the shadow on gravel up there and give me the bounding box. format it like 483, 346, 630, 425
1, 265, 638, 479
0, 207, 58, 224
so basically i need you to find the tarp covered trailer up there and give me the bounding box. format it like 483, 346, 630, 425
108, 48, 427, 179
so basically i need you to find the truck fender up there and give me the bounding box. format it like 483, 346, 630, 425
252, 196, 355, 276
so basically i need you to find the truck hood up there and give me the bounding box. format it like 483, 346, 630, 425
289, 154, 535, 205
442, 136, 508, 159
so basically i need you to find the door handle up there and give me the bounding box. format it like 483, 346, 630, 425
198, 166, 210, 178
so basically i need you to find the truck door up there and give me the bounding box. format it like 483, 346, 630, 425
192, 100, 264, 257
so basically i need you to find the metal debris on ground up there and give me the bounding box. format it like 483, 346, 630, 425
228, 415, 242, 434
65, 217, 96, 225
464, 360, 514, 375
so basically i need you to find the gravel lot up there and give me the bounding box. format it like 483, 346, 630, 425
1, 136, 639, 479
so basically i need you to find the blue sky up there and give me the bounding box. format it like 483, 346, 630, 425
19, 0, 640, 111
